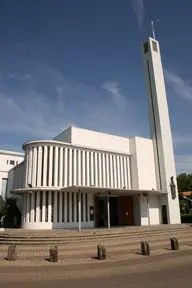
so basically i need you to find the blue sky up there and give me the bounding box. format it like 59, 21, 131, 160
0, 0, 192, 174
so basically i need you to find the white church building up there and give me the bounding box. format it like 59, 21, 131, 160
6, 37, 181, 230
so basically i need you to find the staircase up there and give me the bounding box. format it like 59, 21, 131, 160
0, 224, 191, 263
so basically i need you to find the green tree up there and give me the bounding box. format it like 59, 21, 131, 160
0, 198, 21, 228
177, 173, 192, 193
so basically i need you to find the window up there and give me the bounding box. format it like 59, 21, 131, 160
152, 41, 158, 52
143, 42, 149, 53
16, 161, 18, 165
6, 160, 9, 164
1, 178, 8, 199
10, 160, 15, 165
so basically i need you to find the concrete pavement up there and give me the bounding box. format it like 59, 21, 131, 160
0, 250, 192, 287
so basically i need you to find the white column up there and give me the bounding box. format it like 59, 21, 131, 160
59, 191, 62, 223
94, 153, 98, 187
90, 152, 94, 186
23, 194, 26, 223
31, 192, 35, 222
25, 151, 29, 187
147, 195, 150, 226
69, 192, 72, 223
42, 146, 48, 187
54, 146, 58, 186
86, 151, 90, 186
64, 192, 67, 222
64, 148, 68, 187
107, 194, 110, 229
116, 156, 120, 188
82, 150, 85, 186
127, 157, 131, 189
28, 148, 33, 185
102, 154, 106, 187
54, 192, 57, 223
109, 155, 113, 188
77, 150, 81, 186
98, 153, 102, 187
68, 149, 72, 186
32, 147, 37, 187
73, 149, 77, 185
123, 157, 128, 189
59, 147, 63, 187
113, 155, 117, 188
26, 193, 30, 223
37, 146, 42, 187
36, 191, 40, 223
49, 146, 53, 186
83, 193, 86, 223
48, 191, 52, 223
106, 154, 110, 188
73, 192, 77, 222
78, 190, 81, 230
42, 191, 46, 223
120, 156, 124, 188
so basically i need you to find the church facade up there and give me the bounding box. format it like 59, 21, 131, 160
9, 37, 181, 229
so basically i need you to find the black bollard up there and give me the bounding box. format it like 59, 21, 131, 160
141, 241, 150, 256
170, 238, 179, 250
49, 246, 58, 262
97, 245, 106, 260
7, 245, 17, 261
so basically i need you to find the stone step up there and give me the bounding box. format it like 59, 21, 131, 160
0, 226, 190, 239
0, 228, 191, 245
1, 224, 190, 236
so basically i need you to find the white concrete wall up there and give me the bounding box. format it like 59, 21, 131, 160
0, 150, 24, 200
148, 195, 160, 225
129, 137, 157, 190
142, 37, 181, 224
140, 194, 160, 226
70, 127, 130, 154
140, 194, 149, 226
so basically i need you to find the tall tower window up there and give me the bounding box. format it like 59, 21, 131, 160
152, 41, 158, 52
143, 42, 149, 53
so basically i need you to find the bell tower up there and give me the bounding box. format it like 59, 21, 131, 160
142, 37, 181, 224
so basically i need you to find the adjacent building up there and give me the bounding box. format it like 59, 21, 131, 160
0, 150, 24, 208
3, 37, 181, 229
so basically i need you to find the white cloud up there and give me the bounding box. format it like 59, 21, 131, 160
131, 0, 144, 29
7, 72, 31, 80
101, 81, 129, 109
164, 68, 192, 102
175, 154, 192, 174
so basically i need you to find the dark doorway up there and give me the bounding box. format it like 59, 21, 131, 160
161, 205, 168, 224
110, 197, 119, 226
97, 196, 119, 227
98, 197, 107, 227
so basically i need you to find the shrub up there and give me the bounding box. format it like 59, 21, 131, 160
181, 214, 192, 223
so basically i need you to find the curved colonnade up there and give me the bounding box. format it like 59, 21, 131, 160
18, 140, 131, 229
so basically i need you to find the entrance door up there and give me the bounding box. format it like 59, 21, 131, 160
98, 197, 107, 227
110, 197, 119, 226
119, 196, 134, 226
161, 205, 168, 224
97, 196, 119, 227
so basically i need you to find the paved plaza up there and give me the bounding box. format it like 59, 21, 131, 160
0, 226, 192, 287
0, 250, 192, 287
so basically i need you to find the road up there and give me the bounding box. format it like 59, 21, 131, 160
1, 250, 192, 287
